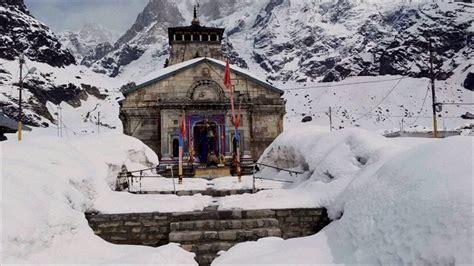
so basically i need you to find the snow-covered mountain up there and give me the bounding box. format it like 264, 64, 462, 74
0, 0, 75, 67
1, 0, 472, 134
0, 0, 120, 129
82, 0, 473, 86
58, 23, 120, 64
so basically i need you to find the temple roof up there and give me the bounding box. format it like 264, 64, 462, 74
167, 4, 225, 45
124, 57, 284, 96
167, 25, 225, 45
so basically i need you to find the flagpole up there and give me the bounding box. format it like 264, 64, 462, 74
224, 59, 242, 182
178, 142, 183, 184
178, 110, 186, 184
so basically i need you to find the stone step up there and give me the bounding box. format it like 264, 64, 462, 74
180, 241, 234, 254
172, 209, 277, 221
169, 227, 282, 243
170, 218, 279, 231
196, 253, 219, 266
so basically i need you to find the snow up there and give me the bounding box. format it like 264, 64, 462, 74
134, 57, 204, 87
217, 125, 406, 210
214, 128, 473, 265
1, 1, 472, 264
212, 175, 283, 190
282, 74, 473, 132
129, 175, 283, 193
1, 127, 208, 263
133, 57, 280, 94
207, 57, 280, 92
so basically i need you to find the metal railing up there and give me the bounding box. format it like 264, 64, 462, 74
117, 166, 178, 194
252, 162, 304, 193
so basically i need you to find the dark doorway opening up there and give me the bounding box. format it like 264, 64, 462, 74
193, 120, 218, 164
172, 138, 179, 158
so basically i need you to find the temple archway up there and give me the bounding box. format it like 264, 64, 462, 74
187, 80, 227, 102
193, 120, 218, 163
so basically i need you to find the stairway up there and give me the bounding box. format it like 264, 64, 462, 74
169, 216, 282, 265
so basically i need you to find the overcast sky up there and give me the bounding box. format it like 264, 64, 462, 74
25, 0, 148, 34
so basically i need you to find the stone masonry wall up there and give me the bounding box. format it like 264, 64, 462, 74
85, 208, 330, 247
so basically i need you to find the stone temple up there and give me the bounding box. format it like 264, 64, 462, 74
119, 9, 285, 176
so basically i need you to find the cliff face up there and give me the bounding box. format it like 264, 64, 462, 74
0, 0, 111, 128
0, 0, 75, 67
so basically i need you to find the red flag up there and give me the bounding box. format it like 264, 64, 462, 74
224, 59, 232, 90
180, 110, 186, 140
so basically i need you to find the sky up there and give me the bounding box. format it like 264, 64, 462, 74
25, 0, 149, 34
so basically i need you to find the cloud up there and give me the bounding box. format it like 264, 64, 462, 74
25, 0, 148, 33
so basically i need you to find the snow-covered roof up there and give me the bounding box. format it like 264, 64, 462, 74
124, 57, 283, 95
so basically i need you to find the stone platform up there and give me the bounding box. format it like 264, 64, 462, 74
86, 208, 330, 265
129, 188, 269, 196
194, 166, 231, 178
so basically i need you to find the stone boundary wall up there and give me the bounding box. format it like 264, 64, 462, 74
85, 208, 330, 247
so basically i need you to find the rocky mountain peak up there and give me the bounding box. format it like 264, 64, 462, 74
0, 0, 28, 13
0, 0, 75, 67
63, 0, 472, 87
116, 0, 185, 47
58, 23, 120, 63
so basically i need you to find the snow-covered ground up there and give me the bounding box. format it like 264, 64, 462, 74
1, 126, 210, 263
282, 74, 473, 132
129, 175, 284, 193
213, 125, 473, 265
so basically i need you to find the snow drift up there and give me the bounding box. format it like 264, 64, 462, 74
214, 127, 473, 265
0, 129, 211, 264
218, 125, 408, 210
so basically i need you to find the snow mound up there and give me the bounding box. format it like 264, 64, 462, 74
218, 125, 405, 210
328, 136, 473, 264
1, 130, 208, 264
214, 134, 473, 265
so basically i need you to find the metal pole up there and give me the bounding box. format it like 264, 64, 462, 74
59, 104, 63, 138
18, 54, 24, 141
429, 39, 439, 138
57, 105, 60, 137
252, 169, 256, 194
98, 111, 100, 135
329, 107, 333, 131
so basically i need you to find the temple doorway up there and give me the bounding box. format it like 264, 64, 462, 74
193, 120, 218, 164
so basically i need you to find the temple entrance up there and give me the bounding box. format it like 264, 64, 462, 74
193, 120, 218, 164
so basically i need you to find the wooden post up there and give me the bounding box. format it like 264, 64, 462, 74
178, 143, 183, 184
236, 141, 241, 182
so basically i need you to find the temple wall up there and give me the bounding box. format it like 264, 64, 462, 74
169, 43, 224, 65
121, 60, 285, 162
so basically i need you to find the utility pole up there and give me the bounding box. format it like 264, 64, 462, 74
97, 111, 100, 135
17, 53, 24, 141
429, 39, 439, 138
59, 105, 63, 138
327, 107, 333, 131
57, 105, 61, 137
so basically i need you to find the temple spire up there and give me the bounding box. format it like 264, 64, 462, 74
191, 4, 200, 25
